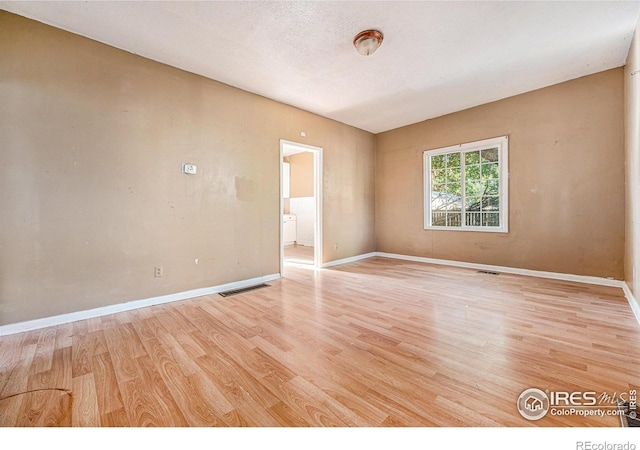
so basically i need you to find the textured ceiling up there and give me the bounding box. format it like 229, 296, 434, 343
1, 1, 639, 133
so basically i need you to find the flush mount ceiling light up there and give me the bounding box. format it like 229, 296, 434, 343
353, 29, 383, 56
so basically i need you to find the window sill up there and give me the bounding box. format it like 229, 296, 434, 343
424, 226, 509, 233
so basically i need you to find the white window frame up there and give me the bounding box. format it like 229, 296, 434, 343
423, 135, 509, 233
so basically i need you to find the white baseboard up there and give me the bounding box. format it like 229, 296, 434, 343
322, 252, 377, 268
321, 251, 623, 288
295, 240, 314, 247
2, 252, 635, 336
622, 282, 640, 326
377, 252, 640, 326
375, 252, 622, 288
0, 273, 281, 337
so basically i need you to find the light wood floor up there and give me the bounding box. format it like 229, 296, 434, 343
284, 244, 314, 264
1, 257, 639, 426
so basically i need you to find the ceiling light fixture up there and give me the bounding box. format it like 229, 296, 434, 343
353, 29, 383, 56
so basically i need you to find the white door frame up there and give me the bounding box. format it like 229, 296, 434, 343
280, 139, 323, 274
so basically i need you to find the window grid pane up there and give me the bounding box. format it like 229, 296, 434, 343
483, 213, 500, 227
481, 148, 499, 163
447, 213, 461, 227
466, 212, 481, 227
428, 142, 504, 230
432, 211, 446, 226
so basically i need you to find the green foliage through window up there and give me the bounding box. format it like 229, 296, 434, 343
428, 144, 504, 229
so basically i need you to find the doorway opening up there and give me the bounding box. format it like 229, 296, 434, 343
280, 140, 323, 273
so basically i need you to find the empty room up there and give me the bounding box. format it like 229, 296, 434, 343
2, 0, 640, 439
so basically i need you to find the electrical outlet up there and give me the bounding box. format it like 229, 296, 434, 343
182, 164, 197, 175
333, 243, 338, 250
154, 266, 164, 277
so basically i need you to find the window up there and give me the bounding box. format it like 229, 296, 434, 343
423, 135, 508, 232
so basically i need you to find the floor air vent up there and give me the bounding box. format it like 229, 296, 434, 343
477, 270, 500, 275
219, 283, 270, 297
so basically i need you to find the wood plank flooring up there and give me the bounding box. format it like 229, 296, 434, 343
283, 244, 314, 265
1, 257, 639, 426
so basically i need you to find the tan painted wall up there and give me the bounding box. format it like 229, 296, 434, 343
289, 152, 314, 198
0, 11, 376, 326
625, 20, 640, 295
376, 69, 625, 278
